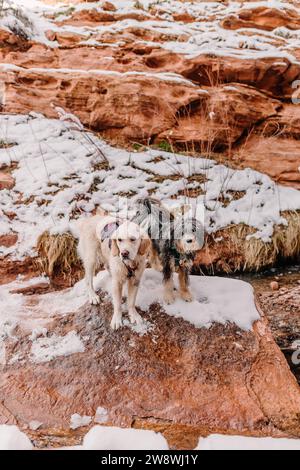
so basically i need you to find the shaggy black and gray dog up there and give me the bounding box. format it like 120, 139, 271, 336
133, 198, 204, 304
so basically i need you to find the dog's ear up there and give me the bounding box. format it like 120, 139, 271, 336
138, 237, 150, 256
111, 238, 120, 257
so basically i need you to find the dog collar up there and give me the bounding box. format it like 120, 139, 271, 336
123, 261, 137, 279
170, 247, 195, 267
170, 247, 181, 267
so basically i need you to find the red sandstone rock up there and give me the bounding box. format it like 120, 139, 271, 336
0, 68, 203, 141
0, 290, 299, 449
55, 9, 157, 27
229, 104, 300, 188
0, 233, 17, 248
172, 12, 195, 23
158, 83, 280, 149
270, 281, 280, 291
0, 172, 15, 190
2, 61, 299, 186
55, 9, 115, 26
180, 55, 299, 99
0, 258, 38, 285
221, 7, 300, 31
0, 27, 32, 53
233, 135, 300, 189
0, 66, 280, 147
102, 2, 117, 12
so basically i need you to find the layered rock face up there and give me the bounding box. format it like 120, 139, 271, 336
0, 275, 300, 449
1, 0, 300, 188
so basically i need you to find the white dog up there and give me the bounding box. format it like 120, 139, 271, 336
77, 213, 150, 330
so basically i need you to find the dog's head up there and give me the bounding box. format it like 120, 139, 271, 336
173, 217, 204, 254
111, 221, 150, 262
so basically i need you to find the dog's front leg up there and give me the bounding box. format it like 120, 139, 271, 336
110, 279, 123, 330
127, 277, 143, 325
85, 259, 100, 305
163, 262, 176, 304
78, 234, 100, 305
178, 266, 193, 302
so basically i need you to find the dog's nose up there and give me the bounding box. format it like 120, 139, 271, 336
186, 238, 193, 244
121, 250, 129, 258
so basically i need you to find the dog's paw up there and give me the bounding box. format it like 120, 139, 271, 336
129, 310, 143, 325
180, 290, 194, 302
110, 314, 122, 330
89, 292, 100, 305
164, 290, 176, 305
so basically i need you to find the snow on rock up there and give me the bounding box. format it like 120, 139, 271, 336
0, 0, 51, 44
0, 275, 300, 446
0, 113, 299, 262
70, 413, 92, 430
29, 420, 42, 431
0, 275, 87, 366
0, 276, 51, 366
6, 0, 300, 62
30, 330, 85, 364
82, 426, 169, 450
94, 407, 109, 425
95, 269, 260, 331
0, 425, 33, 450
196, 434, 300, 450
0, 269, 260, 349
28, 327, 47, 341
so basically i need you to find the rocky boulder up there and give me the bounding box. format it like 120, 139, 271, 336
0, 171, 15, 190
221, 6, 300, 31
0, 271, 300, 449
232, 104, 300, 188
0, 66, 281, 147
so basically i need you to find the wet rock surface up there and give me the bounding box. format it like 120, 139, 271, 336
252, 267, 300, 384
0, 285, 300, 449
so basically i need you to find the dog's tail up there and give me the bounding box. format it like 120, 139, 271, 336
96, 205, 109, 217
136, 197, 161, 214
132, 197, 174, 242
133, 197, 169, 224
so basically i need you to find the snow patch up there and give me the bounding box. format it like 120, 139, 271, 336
30, 330, 85, 363
94, 268, 260, 331
29, 420, 42, 431
0, 425, 33, 450
197, 434, 300, 450
94, 407, 109, 425
70, 413, 92, 430
82, 426, 169, 450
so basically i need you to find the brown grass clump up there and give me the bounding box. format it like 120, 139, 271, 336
36, 231, 81, 278
244, 210, 300, 271
202, 211, 300, 273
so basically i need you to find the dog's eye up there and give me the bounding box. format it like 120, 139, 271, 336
118, 238, 122, 242
130, 237, 136, 242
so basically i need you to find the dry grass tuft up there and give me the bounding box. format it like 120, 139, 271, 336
244, 211, 300, 271
37, 231, 81, 278
205, 211, 300, 273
